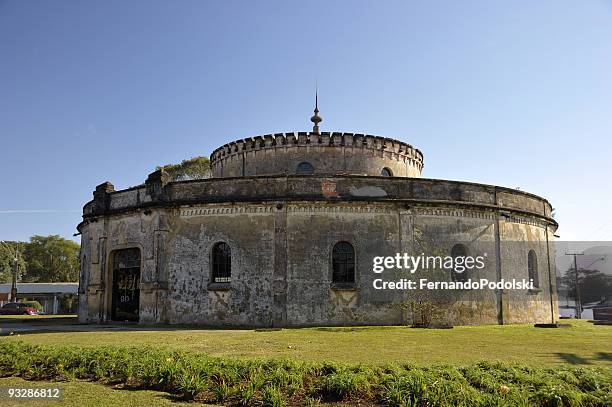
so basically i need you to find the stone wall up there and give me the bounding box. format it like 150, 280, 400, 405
82, 175, 554, 220
77, 172, 558, 326
209, 133, 424, 178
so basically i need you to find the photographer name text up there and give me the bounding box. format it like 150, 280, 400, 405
371, 253, 535, 290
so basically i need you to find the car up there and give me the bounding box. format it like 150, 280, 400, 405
0, 302, 39, 315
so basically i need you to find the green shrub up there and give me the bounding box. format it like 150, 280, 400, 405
319, 369, 371, 400
302, 396, 321, 406
262, 385, 283, 407
213, 381, 233, 402
237, 382, 257, 406
0, 341, 610, 406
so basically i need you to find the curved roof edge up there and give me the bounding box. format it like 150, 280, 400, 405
209, 131, 424, 163
79, 175, 557, 232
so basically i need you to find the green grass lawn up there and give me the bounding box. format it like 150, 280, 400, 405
0, 377, 209, 407
2, 320, 610, 366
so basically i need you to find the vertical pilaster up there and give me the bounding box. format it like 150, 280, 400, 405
272, 203, 288, 327
493, 188, 506, 325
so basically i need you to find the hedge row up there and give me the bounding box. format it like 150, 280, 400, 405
0, 341, 611, 406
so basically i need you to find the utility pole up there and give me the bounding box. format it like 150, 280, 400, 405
10, 243, 19, 302
565, 252, 584, 319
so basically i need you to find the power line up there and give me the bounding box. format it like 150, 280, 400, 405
565, 252, 584, 319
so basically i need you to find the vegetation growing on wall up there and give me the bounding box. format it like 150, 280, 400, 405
392, 226, 456, 327
158, 156, 211, 181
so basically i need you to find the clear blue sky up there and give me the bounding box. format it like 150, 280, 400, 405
1, 1, 611, 243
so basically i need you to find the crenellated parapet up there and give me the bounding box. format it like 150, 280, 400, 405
209, 132, 424, 178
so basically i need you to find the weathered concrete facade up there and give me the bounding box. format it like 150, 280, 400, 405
78, 132, 558, 326
210, 133, 423, 178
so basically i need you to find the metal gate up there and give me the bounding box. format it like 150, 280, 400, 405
110, 248, 140, 322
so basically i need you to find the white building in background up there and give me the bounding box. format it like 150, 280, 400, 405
0, 283, 78, 314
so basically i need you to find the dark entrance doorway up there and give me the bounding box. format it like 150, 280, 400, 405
110, 248, 140, 322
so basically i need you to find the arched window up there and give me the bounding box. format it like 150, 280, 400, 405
381, 167, 393, 177
528, 250, 539, 288
332, 242, 355, 284
450, 243, 469, 283
296, 162, 314, 174
212, 242, 231, 283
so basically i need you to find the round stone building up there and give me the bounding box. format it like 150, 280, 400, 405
77, 106, 559, 326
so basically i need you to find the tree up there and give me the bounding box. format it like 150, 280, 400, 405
0, 241, 26, 284
560, 268, 612, 304
393, 226, 454, 327
158, 156, 211, 181
22, 235, 80, 282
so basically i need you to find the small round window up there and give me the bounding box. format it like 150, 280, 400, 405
381, 167, 393, 177
296, 162, 315, 174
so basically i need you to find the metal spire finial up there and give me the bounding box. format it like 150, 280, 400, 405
310, 84, 322, 134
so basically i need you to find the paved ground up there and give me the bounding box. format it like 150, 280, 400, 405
0, 322, 199, 335
2, 323, 126, 334
0, 316, 190, 335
